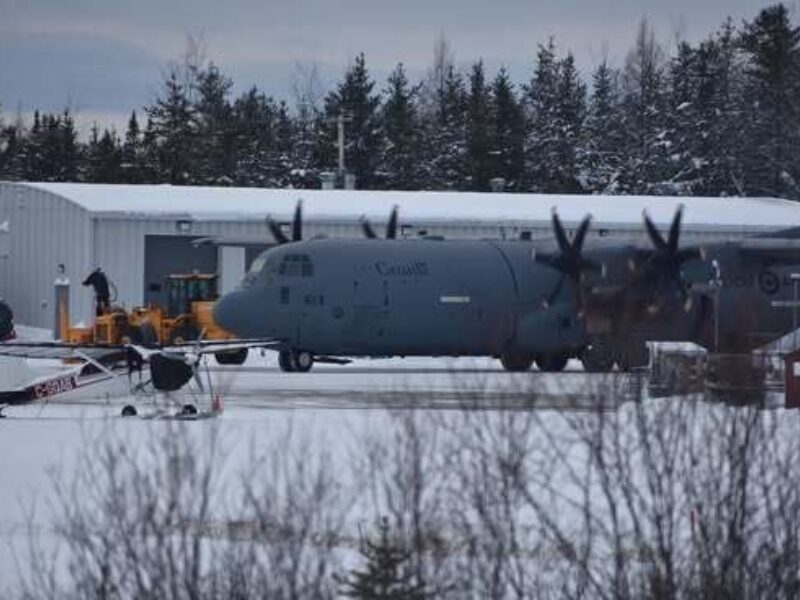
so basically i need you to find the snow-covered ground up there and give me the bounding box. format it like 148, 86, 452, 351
0, 351, 635, 594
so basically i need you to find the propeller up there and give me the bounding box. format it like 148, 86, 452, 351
266, 200, 303, 245
361, 205, 399, 239
637, 204, 704, 314
535, 209, 600, 309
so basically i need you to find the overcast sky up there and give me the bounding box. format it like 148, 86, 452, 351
0, 0, 786, 136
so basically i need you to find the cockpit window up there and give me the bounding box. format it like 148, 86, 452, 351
279, 254, 314, 277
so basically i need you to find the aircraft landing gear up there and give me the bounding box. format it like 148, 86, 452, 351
536, 354, 569, 372
581, 339, 615, 373
500, 352, 534, 372
278, 350, 314, 373
121, 404, 137, 417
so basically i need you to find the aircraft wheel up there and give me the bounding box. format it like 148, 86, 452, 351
291, 350, 314, 373
278, 350, 295, 372
215, 348, 248, 365
536, 354, 569, 372
499, 352, 534, 372
121, 404, 137, 417
170, 324, 199, 346
581, 339, 615, 373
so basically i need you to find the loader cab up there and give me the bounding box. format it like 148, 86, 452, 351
165, 274, 218, 318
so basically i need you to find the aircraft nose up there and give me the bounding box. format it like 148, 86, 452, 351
213, 290, 254, 337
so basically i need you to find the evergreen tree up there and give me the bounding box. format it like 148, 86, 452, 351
194, 64, 235, 185
322, 53, 382, 188
338, 517, 429, 600
740, 3, 800, 198
523, 39, 562, 191
121, 111, 144, 183
379, 63, 421, 190
466, 61, 492, 190
488, 67, 525, 190
553, 53, 587, 192
145, 68, 196, 184
85, 125, 122, 183
619, 19, 670, 193
231, 87, 281, 186
423, 65, 468, 190
580, 59, 625, 193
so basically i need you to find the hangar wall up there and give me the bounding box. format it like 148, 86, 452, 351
0, 183, 92, 330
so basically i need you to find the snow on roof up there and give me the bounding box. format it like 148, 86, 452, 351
13, 181, 800, 229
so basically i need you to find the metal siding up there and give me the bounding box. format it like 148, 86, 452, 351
0, 182, 92, 329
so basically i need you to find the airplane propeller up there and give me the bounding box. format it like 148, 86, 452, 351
361, 205, 399, 239
636, 204, 704, 314
536, 210, 600, 309
266, 200, 303, 245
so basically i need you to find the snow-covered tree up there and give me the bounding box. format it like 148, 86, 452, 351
379, 63, 421, 190
467, 61, 492, 191
488, 67, 524, 190
740, 3, 800, 198
580, 59, 625, 193
145, 68, 196, 184
322, 53, 382, 188
338, 517, 429, 600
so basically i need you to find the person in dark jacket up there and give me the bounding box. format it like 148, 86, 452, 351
83, 268, 111, 316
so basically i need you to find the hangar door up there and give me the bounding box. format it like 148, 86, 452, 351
144, 235, 218, 308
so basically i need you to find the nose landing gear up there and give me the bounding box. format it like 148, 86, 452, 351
278, 350, 314, 373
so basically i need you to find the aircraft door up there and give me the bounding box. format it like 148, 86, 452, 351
342, 276, 390, 352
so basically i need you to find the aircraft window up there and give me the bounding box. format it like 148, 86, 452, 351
249, 255, 268, 274
279, 254, 314, 277
280, 286, 290, 305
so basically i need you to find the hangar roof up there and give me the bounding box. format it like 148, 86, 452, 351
12, 181, 800, 229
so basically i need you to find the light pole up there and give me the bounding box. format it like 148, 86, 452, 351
710, 259, 721, 353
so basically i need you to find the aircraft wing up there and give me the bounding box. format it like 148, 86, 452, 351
0, 341, 126, 362
0, 338, 280, 361
738, 239, 800, 264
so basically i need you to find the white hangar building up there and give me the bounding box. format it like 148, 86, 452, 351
1, 180, 800, 330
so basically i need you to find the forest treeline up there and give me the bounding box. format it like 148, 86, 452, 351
1, 4, 800, 199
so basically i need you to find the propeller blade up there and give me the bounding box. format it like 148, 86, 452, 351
361, 217, 378, 239
667, 204, 684, 253
643, 210, 667, 251
551, 209, 571, 254
573, 215, 592, 253
266, 216, 289, 245
292, 201, 303, 242
545, 274, 566, 308
386, 205, 399, 239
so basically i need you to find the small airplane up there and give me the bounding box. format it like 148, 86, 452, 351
211, 201, 800, 373
0, 336, 275, 418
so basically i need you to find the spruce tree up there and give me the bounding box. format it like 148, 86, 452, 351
619, 19, 669, 193
580, 59, 625, 193
194, 64, 235, 185
422, 65, 468, 190
338, 517, 428, 600
145, 68, 196, 184
121, 111, 143, 183
323, 53, 382, 188
380, 63, 420, 190
489, 67, 524, 190
740, 3, 800, 198
466, 61, 492, 191
523, 39, 562, 191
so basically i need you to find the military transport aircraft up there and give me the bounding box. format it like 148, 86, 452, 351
212, 201, 800, 373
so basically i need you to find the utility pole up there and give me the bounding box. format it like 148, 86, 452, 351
331, 110, 353, 178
